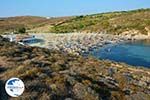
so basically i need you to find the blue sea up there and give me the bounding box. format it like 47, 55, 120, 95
91, 40, 150, 68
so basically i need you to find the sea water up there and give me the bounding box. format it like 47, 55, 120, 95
92, 40, 150, 68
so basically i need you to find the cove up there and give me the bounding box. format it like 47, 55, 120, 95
91, 40, 150, 68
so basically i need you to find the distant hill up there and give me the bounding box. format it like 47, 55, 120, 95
0, 9, 150, 34
0, 16, 73, 33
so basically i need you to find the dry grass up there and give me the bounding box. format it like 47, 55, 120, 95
0, 36, 150, 100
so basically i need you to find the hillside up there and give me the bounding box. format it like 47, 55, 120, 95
0, 9, 150, 34
0, 36, 150, 100
50, 9, 150, 34
0, 16, 73, 34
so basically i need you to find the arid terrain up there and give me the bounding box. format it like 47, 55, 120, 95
0, 16, 73, 33
0, 9, 150, 35
0, 8, 150, 100
49, 9, 150, 35
0, 36, 150, 100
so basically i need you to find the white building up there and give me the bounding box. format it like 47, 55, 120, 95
2, 34, 37, 45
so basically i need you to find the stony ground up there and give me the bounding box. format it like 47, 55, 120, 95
0, 36, 150, 100
29, 33, 127, 55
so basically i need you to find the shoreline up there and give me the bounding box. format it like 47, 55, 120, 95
29, 33, 149, 55
27, 33, 150, 68
0, 35, 150, 100
29, 33, 129, 55
2, 32, 150, 68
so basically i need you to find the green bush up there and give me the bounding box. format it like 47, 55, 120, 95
17, 27, 26, 34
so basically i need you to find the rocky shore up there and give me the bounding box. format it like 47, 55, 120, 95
0, 36, 150, 100
29, 33, 129, 55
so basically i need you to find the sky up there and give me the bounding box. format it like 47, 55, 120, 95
0, 0, 150, 17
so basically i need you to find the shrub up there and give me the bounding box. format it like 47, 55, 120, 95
17, 27, 26, 34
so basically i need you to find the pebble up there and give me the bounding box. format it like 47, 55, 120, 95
30, 33, 127, 55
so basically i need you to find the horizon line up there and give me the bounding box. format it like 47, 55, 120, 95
0, 8, 149, 18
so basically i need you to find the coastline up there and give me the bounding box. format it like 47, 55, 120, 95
27, 33, 150, 68
0, 35, 150, 100
28, 33, 128, 55
2, 32, 150, 68
28, 32, 149, 55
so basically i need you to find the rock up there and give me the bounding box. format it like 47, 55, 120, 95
73, 83, 87, 99
123, 88, 132, 95
65, 98, 73, 100
123, 72, 133, 84
138, 81, 147, 87
73, 83, 99, 100
108, 67, 116, 76
39, 73, 47, 79
99, 77, 118, 89
87, 87, 98, 96
59, 70, 70, 74
50, 84, 57, 91
67, 76, 76, 86
127, 92, 150, 100
0, 36, 9, 42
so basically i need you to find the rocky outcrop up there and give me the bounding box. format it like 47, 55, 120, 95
121, 29, 150, 40
145, 27, 150, 38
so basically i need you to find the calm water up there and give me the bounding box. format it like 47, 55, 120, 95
92, 40, 150, 68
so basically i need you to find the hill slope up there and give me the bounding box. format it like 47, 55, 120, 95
50, 9, 150, 34
0, 16, 73, 33
0, 36, 150, 100
0, 9, 150, 34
